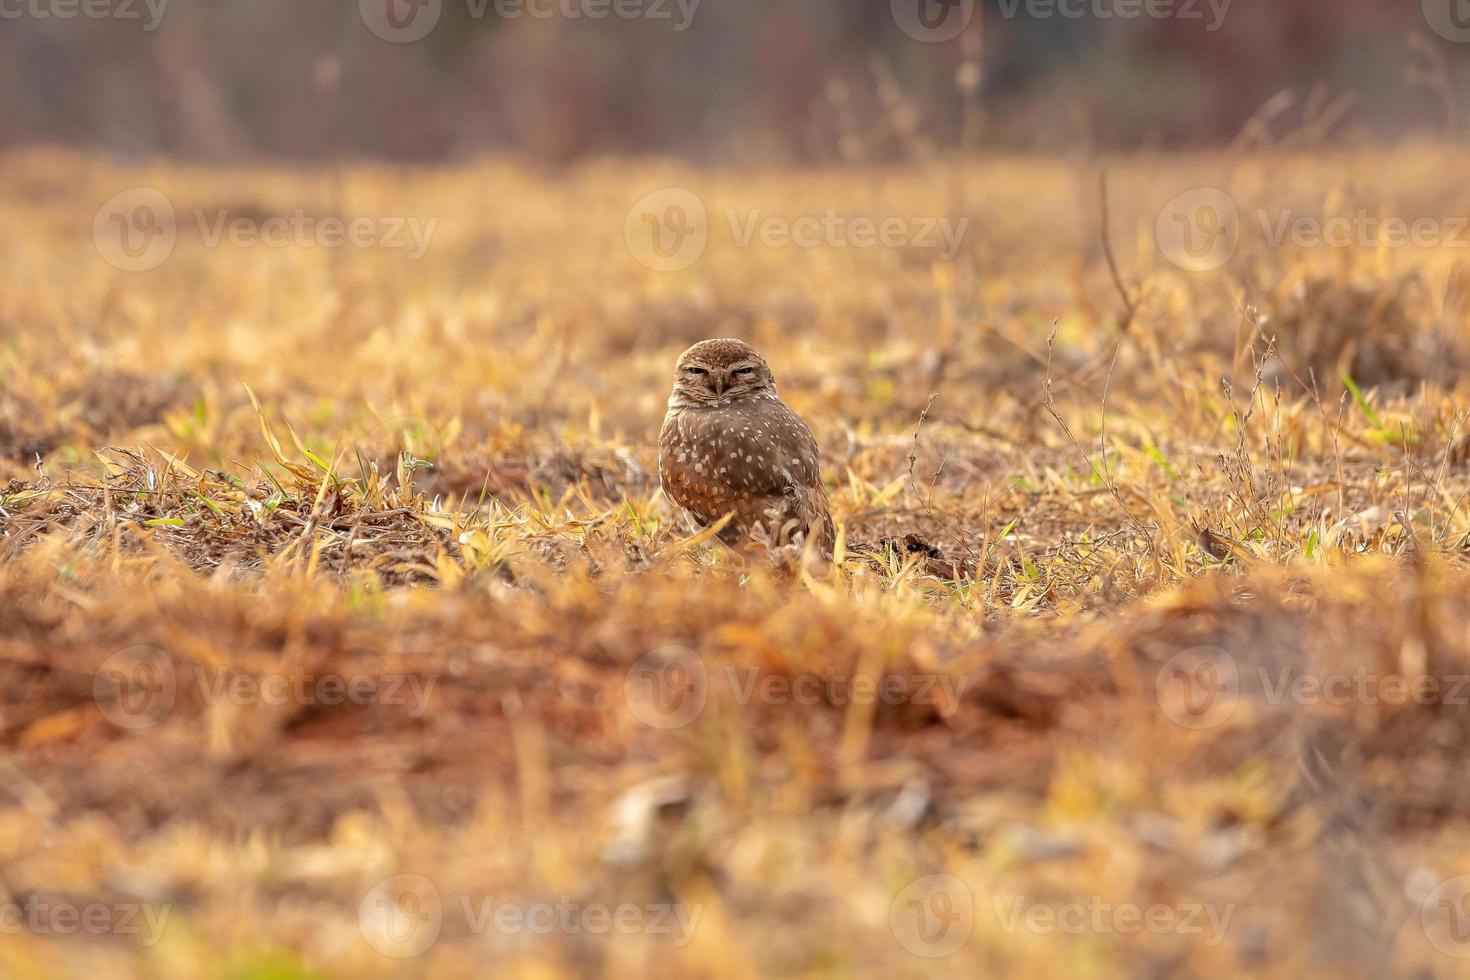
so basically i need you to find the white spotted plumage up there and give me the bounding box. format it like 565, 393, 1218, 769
659, 339, 834, 557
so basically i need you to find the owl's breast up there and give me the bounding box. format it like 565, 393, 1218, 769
659, 408, 749, 518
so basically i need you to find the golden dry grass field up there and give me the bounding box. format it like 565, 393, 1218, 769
5, 143, 1470, 978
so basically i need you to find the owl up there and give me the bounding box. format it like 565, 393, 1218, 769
659, 339, 835, 558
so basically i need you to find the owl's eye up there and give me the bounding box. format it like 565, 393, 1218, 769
732, 366, 756, 377
685, 366, 708, 376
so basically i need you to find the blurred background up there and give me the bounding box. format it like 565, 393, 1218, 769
10, 4, 1470, 980
1, 0, 1461, 164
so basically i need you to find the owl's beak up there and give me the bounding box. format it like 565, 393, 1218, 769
713, 372, 728, 395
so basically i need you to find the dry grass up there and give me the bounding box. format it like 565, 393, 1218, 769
5, 143, 1470, 978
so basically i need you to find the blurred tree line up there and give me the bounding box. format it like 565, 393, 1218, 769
0, 0, 1460, 163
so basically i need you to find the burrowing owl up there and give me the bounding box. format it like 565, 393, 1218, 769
659, 339, 834, 557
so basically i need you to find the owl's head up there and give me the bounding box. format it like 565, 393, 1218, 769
670, 338, 776, 406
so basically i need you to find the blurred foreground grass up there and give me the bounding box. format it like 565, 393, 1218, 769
4, 145, 1470, 977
